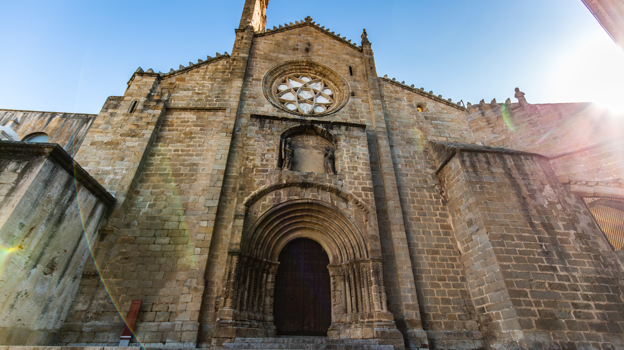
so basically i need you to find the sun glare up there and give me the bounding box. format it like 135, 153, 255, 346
0, 246, 19, 254
549, 31, 624, 116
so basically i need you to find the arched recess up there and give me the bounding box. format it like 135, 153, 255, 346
214, 199, 396, 341
276, 124, 336, 172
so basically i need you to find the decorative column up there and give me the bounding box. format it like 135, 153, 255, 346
262, 262, 279, 336
370, 259, 389, 313
328, 264, 346, 338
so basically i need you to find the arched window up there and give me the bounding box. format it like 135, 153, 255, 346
417, 104, 425, 112
22, 133, 49, 143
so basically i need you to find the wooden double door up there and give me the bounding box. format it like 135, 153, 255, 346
273, 238, 332, 336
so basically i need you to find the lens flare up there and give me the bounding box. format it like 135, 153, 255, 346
68, 115, 152, 349
548, 31, 624, 116
0, 246, 20, 254
501, 104, 516, 132
411, 127, 425, 153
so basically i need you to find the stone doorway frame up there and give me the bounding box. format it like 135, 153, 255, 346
213, 198, 401, 344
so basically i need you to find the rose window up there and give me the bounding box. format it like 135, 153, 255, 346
263, 61, 350, 117
275, 74, 335, 115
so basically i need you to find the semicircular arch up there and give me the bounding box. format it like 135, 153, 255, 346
241, 199, 369, 264
243, 181, 371, 218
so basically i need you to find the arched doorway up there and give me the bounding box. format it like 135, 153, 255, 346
215, 199, 399, 342
274, 238, 331, 336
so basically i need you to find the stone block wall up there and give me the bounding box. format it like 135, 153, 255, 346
0, 142, 114, 345
551, 140, 624, 199
467, 102, 596, 155
62, 34, 244, 347
379, 81, 486, 349
0, 110, 96, 154
61, 108, 226, 346
467, 102, 624, 198
159, 58, 232, 110
430, 141, 624, 349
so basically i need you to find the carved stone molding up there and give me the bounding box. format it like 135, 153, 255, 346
242, 181, 371, 217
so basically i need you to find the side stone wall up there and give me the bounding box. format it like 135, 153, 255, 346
430, 141, 624, 350
0, 142, 114, 345
0, 110, 96, 154
467, 102, 624, 198
379, 81, 486, 349
60, 109, 225, 345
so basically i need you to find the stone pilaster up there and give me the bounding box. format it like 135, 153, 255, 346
361, 34, 428, 350
201, 24, 258, 346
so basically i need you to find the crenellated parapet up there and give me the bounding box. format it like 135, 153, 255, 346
128, 52, 231, 83
257, 17, 363, 52
379, 75, 465, 110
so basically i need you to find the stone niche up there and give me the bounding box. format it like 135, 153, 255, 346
0, 142, 115, 345
290, 133, 332, 173
278, 124, 336, 174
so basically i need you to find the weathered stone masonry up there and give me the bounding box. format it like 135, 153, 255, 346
1, 0, 623, 349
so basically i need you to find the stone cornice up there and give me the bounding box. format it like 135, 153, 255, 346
427, 141, 546, 175
0, 109, 97, 117
255, 17, 363, 53
250, 114, 367, 130
380, 76, 466, 111
0, 141, 116, 208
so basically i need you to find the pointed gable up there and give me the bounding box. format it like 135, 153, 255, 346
256, 17, 363, 53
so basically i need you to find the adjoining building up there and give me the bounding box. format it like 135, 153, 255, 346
1, 1, 623, 349
582, 0, 624, 50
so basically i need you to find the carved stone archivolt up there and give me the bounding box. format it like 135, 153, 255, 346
263, 60, 350, 117
214, 199, 399, 343
243, 181, 372, 218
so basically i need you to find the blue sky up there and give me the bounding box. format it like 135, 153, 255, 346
0, 0, 622, 114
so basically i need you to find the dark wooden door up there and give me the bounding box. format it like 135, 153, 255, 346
274, 239, 332, 336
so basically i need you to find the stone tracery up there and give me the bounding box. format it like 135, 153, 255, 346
263, 60, 351, 117
274, 74, 335, 115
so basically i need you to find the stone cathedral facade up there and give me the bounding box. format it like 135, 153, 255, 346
0, 1, 624, 349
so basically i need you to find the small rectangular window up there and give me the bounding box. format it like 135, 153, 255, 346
349, 66, 353, 76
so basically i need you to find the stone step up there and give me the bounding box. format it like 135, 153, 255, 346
224, 337, 394, 350
225, 345, 391, 349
